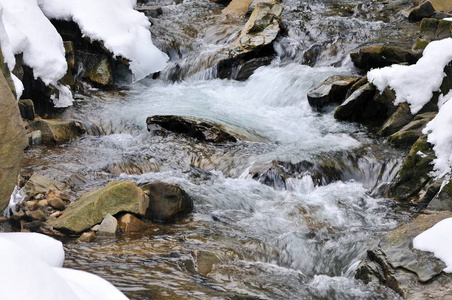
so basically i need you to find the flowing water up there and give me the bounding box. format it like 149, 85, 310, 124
22, 0, 420, 299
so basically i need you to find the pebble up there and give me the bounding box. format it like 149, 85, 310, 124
78, 231, 97, 243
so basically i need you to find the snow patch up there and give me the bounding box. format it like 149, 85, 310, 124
1, 0, 68, 85
423, 94, 452, 176
368, 38, 452, 114
40, 0, 168, 82
0, 233, 129, 299
413, 217, 452, 273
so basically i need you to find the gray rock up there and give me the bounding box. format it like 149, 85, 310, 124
356, 211, 452, 298
98, 213, 118, 236
23, 174, 70, 198
307, 75, 359, 109
428, 180, 452, 210
27, 119, 89, 145
146, 115, 238, 143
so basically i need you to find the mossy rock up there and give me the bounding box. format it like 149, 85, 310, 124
48, 181, 148, 233
387, 112, 436, 148
387, 135, 435, 201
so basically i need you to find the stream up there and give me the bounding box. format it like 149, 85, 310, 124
22, 0, 420, 299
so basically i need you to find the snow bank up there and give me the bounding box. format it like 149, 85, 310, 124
368, 38, 452, 114
0, 232, 129, 300
423, 95, 452, 176
1, 0, 67, 85
413, 217, 452, 273
40, 0, 168, 82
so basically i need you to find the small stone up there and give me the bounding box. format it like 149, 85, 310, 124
24, 200, 39, 211
78, 231, 97, 243
97, 213, 118, 235
28, 209, 47, 221
118, 213, 149, 232
92, 225, 100, 232
11, 210, 25, 220
34, 193, 44, 200
0, 216, 7, 223
38, 199, 49, 207
49, 211, 63, 219
27, 130, 42, 147
48, 197, 66, 211
56, 191, 72, 201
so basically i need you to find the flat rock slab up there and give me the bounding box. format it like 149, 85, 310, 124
356, 211, 452, 298
23, 173, 70, 198
307, 75, 359, 109
146, 115, 238, 143
48, 181, 148, 233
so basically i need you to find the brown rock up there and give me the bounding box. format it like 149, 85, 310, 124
350, 45, 417, 72
24, 200, 39, 212
48, 197, 66, 211
28, 209, 47, 222
118, 213, 150, 233
38, 199, 49, 207
222, 0, 254, 18
78, 231, 97, 243
0, 51, 27, 212
141, 182, 193, 223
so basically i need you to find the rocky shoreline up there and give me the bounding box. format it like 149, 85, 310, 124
2, 0, 452, 298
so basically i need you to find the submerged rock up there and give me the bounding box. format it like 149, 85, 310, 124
146, 115, 238, 143
307, 75, 359, 109
47, 181, 148, 233
27, 118, 101, 145
350, 45, 417, 72
356, 211, 452, 298
140, 182, 193, 223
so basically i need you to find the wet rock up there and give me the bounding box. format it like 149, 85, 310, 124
118, 213, 150, 233
356, 211, 452, 298
192, 250, 221, 277
23, 200, 39, 212
407, 0, 452, 21
0, 60, 27, 212
307, 75, 359, 109
89, 57, 113, 87
27, 118, 95, 145
334, 83, 376, 122
377, 103, 413, 136
249, 160, 343, 190
350, 45, 417, 72
420, 18, 452, 41
217, 1, 282, 80
137, 6, 163, 18
412, 37, 430, 55
27, 130, 42, 147
78, 231, 97, 243
140, 182, 193, 223
98, 213, 118, 236
63, 41, 75, 70
23, 174, 70, 198
428, 180, 452, 210
47, 181, 148, 233
18, 99, 35, 120
146, 115, 237, 143
388, 135, 435, 201
387, 112, 436, 148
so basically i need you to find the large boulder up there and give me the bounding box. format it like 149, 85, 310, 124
146, 115, 238, 143
350, 46, 417, 72
356, 211, 452, 299
140, 182, 193, 223
0, 64, 27, 212
307, 75, 359, 109
47, 181, 148, 233
27, 118, 101, 145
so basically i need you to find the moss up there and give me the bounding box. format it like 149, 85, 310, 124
387, 131, 418, 148
420, 18, 439, 37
